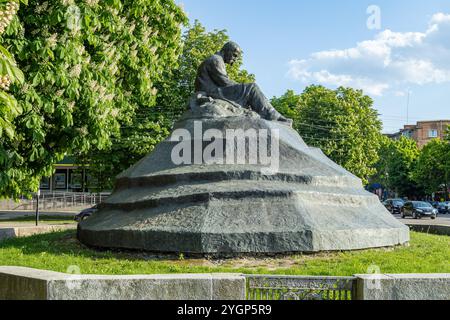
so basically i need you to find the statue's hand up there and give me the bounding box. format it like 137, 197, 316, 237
196, 93, 214, 105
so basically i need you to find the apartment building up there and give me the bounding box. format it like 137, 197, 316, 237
386, 120, 450, 148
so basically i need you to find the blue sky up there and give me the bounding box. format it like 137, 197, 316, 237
179, 0, 450, 133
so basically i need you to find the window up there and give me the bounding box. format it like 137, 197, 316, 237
54, 173, 67, 189
70, 173, 82, 189
40, 177, 50, 189
402, 130, 412, 138
428, 129, 438, 138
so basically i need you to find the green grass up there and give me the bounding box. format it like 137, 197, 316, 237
0, 231, 448, 276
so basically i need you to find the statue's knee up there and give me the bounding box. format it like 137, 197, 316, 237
248, 83, 261, 93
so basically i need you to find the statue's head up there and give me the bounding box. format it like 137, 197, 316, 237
220, 41, 242, 65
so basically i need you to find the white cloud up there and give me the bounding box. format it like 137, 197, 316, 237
288, 13, 450, 96
430, 12, 450, 24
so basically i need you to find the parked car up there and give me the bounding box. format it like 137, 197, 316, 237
436, 202, 449, 214
401, 201, 437, 219
436, 202, 448, 214
74, 205, 98, 222
428, 201, 440, 208
383, 199, 405, 214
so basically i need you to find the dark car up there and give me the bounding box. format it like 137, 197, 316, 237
401, 201, 437, 219
383, 199, 405, 214
437, 202, 449, 214
74, 205, 98, 222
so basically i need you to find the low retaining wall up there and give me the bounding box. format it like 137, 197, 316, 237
0, 267, 245, 300
0, 267, 449, 300
355, 273, 450, 300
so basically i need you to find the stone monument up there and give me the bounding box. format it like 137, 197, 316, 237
77, 42, 409, 254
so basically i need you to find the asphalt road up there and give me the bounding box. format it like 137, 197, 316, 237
0, 210, 76, 220
394, 213, 450, 226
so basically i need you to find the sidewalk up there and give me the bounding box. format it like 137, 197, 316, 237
0, 211, 78, 241
0, 223, 77, 241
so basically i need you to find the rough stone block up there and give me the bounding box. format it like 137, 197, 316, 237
355, 273, 450, 300
0, 266, 246, 300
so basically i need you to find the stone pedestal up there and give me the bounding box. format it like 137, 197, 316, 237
78, 98, 409, 254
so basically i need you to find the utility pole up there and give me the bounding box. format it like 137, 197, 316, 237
35, 189, 40, 226
406, 90, 410, 125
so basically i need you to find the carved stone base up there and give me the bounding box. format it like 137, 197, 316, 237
77, 98, 409, 254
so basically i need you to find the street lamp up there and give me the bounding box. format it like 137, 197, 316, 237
35, 189, 41, 226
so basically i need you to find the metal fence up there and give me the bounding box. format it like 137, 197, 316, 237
0, 192, 111, 211
246, 275, 356, 300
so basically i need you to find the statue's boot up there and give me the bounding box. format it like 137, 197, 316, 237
267, 108, 293, 125
245, 83, 292, 125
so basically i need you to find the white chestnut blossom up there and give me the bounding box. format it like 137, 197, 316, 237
47, 34, 58, 49
69, 64, 82, 78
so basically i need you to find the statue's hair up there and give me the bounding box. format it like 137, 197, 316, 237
221, 41, 241, 53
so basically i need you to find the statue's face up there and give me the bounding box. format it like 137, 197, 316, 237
224, 48, 242, 65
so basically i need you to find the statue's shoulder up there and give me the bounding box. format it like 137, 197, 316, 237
204, 53, 224, 66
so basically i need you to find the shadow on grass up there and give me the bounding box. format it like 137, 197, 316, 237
0, 230, 189, 262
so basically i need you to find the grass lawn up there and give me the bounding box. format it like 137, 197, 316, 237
0, 230, 448, 276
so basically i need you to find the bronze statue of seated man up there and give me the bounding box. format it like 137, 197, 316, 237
195, 41, 291, 124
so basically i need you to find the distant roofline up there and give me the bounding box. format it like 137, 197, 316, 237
414, 120, 450, 123
393, 120, 450, 131
384, 119, 450, 136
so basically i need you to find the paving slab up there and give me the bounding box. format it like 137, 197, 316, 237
0, 224, 77, 241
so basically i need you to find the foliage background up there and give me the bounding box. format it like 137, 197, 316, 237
0, 0, 27, 198
372, 136, 422, 198
1, 0, 186, 197
273, 85, 383, 184
412, 138, 450, 197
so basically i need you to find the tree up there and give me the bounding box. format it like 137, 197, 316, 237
83, 20, 255, 191
270, 90, 301, 131
272, 85, 383, 184
0, 0, 28, 198
1, 0, 187, 198
412, 139, 450, 198
372, 136, 422, 198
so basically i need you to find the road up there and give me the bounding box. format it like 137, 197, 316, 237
0, 210, 77, 221
394, 213, 450, 226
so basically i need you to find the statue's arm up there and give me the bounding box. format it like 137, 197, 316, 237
209, 58, 237, 87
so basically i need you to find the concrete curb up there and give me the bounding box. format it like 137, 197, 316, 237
0, 266, 245, 300
406, 224, 450, 236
